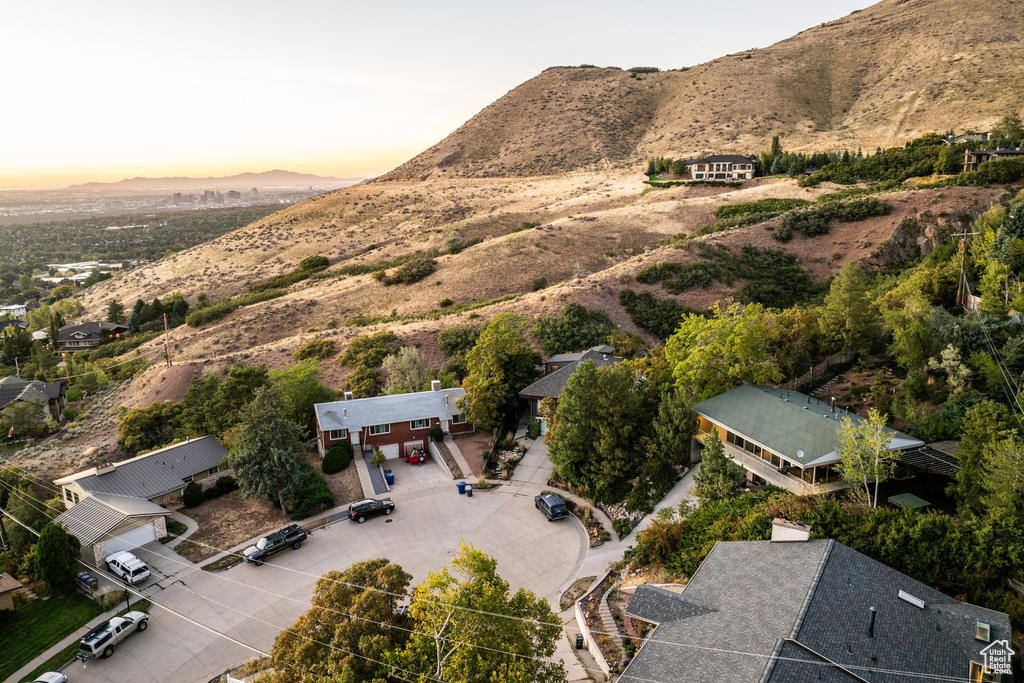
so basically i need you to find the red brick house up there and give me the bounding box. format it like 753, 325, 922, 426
314, 381, 473, 459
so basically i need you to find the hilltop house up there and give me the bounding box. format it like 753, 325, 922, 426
0, 376, 66, 422
0, 303, 28, 319
518, 345, 622, 424
686, 155, 757, 180
313, 380, 472, 460
944, 132, 991, 146
963, 147, 1024, 172
621, 520, 1012, 683
692, 385, 922, 494
57, 321, 129, 352
54, 436, 228, 509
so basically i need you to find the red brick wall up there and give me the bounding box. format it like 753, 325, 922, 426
319, 416, 474, 456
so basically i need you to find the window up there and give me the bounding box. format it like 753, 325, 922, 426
64, 488, 73, 503
410, 419, 430, 430
451, 413, 467, 424
970, 661, 994, 682
208, 466, 219, 476
369, 424, 390, 435
329, 429, 346, 440
73, 491, 79, 504
976, 622, 991, 642
182, 475, 193, 484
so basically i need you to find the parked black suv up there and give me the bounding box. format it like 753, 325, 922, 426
243, 524, 308, 565
348, 498, 395, 523
535, 493, 569, 521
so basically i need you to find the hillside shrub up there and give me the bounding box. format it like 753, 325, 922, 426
185, 289, 286, 327
618, 289, 697, 340
533, 303, 615, 355
322, 441, 353, 474
90, 330, 161, 360
375, 255, 437, 286
628, 66, 660, 73
62, 407, 79, 422
429, 426, 444, 443
182, 481, 205, 508
288, 472, 334, 520
774, 198, 891, 242
532, 277, 548, 291
293, 338, 336, 361
299, 255, 329, 271
510, 221, 542, 234
713, 198, 810, 220
340, 331, 399, 368
438, 326, 480, 358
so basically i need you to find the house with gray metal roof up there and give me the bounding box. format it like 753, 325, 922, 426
314, 380, 472, 460
51, 492, 169, 567
519, 346, 622, 420
622, 521, 1012, 683
0, 375, 66, 422
54, 436, 228, 508
693, 385, 922, 494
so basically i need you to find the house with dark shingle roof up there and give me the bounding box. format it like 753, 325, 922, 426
622, 521, 1012, 683
57, 320, 128, 352
54, 436, 227, 508
518, 346, 622, 427
693, 385, 922, 494
0, 572, 21, 611
686, 154, 758, 180
0, 375, 66, 422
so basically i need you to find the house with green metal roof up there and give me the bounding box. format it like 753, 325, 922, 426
692, 385, 923, 493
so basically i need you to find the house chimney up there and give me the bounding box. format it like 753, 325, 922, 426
344, 391, 354, 401
431, 380, 441, 392
868, 607, 877, 637
95, 462, 116, 476
830, 397, 835, 412
771, 518, 812, 542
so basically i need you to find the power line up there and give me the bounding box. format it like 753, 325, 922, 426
0, 476, 989, 683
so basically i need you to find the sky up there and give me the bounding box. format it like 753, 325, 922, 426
1, 0, 872, 188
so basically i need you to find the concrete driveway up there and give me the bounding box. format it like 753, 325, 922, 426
69, 467, 588, 683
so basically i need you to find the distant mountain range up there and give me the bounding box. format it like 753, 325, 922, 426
67, 170, 365, 191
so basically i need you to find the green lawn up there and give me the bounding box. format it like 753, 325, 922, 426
0, 593, 103, 680
17, 599, 151, 683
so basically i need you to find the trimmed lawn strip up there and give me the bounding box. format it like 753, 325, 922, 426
0, 593, 103, 680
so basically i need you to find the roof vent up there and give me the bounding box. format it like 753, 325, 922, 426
771, 518, 811, 542
344, 391, 354, 401
898, 590, 926, 609
95, 463, 116, 476
431, 379, 441, 392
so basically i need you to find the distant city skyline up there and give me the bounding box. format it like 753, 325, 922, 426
3, 0, 870, 188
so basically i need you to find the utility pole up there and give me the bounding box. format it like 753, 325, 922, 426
953, 229, 980, 310
163, 313, 172, 368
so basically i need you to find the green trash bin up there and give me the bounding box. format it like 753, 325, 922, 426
575, 634, 583, 649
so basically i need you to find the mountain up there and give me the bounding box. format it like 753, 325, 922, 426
67, 170, 365, 191
384, 0, 1024, 180
78, 0, 1023, 365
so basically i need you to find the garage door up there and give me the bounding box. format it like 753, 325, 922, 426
380, 444, 400, 459
102, 521, 158, 556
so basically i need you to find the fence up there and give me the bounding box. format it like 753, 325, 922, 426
780, 352, 854, 391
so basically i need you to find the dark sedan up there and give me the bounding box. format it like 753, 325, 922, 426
348, 497, 396, 523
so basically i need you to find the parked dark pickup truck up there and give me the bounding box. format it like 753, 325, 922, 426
243, 524, 308, 565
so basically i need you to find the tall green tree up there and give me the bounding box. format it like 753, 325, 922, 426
547, 361, 645, 503
692, 431, 745, 503
652, 389, 698, 468
35, 523, 80, 595
666, 303, 782, 401
983, 438, 1024, 518
837, 408, 895, 508
383, 346, 434, 395
48, 311, 65, 350
232, 385, 309, 512
460, 314, 541, 431
387, 541, 565, 683
3, 483, 52, 551
820, 262, 877, 355
953, 400, 1016, 514
270, 559, 413, 683
106, 299, 125, 324
271, 360, 336, 437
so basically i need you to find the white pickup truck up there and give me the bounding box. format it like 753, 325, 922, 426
78, 611, 149, 661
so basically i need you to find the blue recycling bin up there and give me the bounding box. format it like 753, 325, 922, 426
385, 472, 395, 486
457, 481, 467, 494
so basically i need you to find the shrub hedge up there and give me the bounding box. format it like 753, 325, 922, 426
322, 441, 353, 474
289, 472, 335, 520
182, 481, 205, 508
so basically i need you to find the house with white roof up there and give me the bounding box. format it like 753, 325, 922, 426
313, 380, 472, 459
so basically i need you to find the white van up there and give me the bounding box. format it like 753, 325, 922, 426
105, 551, 151, 585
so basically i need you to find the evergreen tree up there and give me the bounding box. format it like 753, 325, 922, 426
106, 300, 125, 324
35, 523, 80, 595
769, 156, 782, 175
127, 310, 141, 334
132, 299, 145, 317
48, 311, 64, 350
820, 262, 878, 355
953, 401, 1015, 514
693, 431, 745, 503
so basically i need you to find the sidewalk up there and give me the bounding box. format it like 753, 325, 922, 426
5, 600, 128, 683
442, 434, 473, 479
164, 510, 198, 550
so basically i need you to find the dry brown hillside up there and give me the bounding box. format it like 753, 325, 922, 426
384, 0, 1024, 180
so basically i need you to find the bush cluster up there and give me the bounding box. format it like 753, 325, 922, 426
618, 289, 697, 340
289, 472, 335, 520
182, 481, 205, 508
713, 198, 811, 220
186, 289, 286, 327
322, 441, 353, 474
374, 255, 437, 286
774, 198, 891, 241
532, 303, 615, 355
429, 426, 444, 443
205, 475, 238, 499
293, 338, 336, 361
